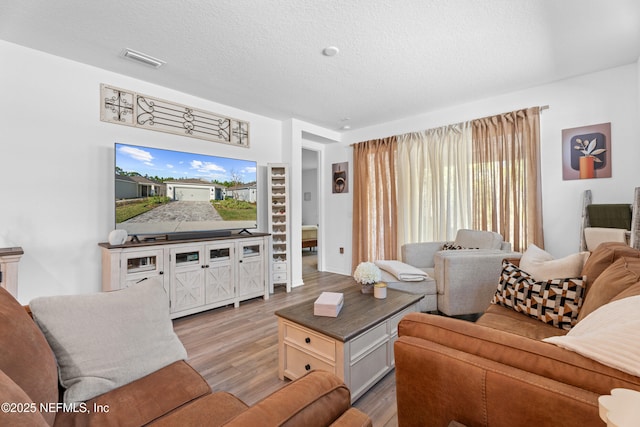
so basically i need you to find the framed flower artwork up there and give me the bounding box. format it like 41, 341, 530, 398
562, 122, 611, 180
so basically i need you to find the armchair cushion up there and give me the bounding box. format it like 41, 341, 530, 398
453, 229, 504, 250
30, 281, 187, 403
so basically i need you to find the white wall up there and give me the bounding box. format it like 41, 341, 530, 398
340, 63, 640, 260
0, 41, 283, 303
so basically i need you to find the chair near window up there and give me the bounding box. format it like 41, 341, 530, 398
400, 229, 521, 317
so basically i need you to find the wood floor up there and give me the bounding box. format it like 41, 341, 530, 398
172, 251, 398, 427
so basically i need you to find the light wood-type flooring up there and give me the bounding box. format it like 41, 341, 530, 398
173, 251, 398, 427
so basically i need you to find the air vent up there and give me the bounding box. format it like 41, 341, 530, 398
120, 48, 165, 69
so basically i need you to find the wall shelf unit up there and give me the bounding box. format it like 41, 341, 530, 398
268, 163, 291, 293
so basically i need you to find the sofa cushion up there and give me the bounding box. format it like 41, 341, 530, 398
491, 261, 585, 330
544, 295, 640, 377
578, 256, 640, 322
453, 229, 503, 250
581, 242, 640, 292
54, 361, 213, 427
30, 281, 187, 403
477, 304, 567, 340
519, 244, 589, 281
0, 287, 58, 426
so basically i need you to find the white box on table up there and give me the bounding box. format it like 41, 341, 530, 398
313, 292, 344, 317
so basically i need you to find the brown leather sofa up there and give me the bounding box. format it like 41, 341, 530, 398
0, 286, 372, 427
394, 242, 640, 427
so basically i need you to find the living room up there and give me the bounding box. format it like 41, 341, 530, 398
1, 1, 640, 425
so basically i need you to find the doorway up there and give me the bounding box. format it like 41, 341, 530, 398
301, 148, 319, 275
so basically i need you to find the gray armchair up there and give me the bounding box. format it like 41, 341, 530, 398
401, 229, 521, 316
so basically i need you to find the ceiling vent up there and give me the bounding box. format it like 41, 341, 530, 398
120, 48, 165, 69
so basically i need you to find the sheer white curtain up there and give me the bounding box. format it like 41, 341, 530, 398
396, 123, 472, 251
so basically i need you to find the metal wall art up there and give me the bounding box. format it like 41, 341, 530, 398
100, 84, 250, 147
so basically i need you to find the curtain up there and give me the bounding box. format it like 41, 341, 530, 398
471, 107, 543, 252
352, 137, 398, 268
396, 123, 472, 250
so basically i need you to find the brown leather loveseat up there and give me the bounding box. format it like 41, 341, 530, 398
0, 285, 371, 427
394, 242, 640, 426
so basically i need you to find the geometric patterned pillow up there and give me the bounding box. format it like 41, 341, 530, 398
491, 260, 586, 330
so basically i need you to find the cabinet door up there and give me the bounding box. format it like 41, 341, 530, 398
121, 249, 166, 292
205, 243, 235, 304
238, 240, 264, 297
170, 246, 205, 313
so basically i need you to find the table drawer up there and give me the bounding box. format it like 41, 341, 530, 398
350, 322, 388, 361
283, 322, 336, 361
284, 345, 335, 379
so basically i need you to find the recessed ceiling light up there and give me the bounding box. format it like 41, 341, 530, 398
322, 46, 340, 57
120, 48, 165, 68
341, 124, 352, 130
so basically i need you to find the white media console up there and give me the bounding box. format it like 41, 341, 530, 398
99, 233, 270, 319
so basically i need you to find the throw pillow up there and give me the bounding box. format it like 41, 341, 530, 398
441, 243, 474, 250
30, 281, 187, 403
491, 260, 585, 330
577, 256, 640, 322
519, 244, 589, 281
581, 242, 640, 290
544, 295, 640, 377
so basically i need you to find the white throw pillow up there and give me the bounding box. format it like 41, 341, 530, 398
544, 295, 640, 377
519, 244, 589, 281
30, 281, 187, 403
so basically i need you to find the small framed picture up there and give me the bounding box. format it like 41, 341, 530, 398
332, 162, 348, 193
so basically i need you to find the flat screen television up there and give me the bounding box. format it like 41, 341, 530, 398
114, 143, 257, 240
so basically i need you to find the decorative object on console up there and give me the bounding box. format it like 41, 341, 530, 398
100, 84, 250, 147
353, 262, 381, 293
108, 229, 128, 245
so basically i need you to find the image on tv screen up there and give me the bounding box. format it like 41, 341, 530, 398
114, 143, 257, 236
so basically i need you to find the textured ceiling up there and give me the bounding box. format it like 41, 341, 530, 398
1, 0, 639, 130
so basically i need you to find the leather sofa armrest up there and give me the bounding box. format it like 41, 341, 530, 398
225, 370, 370, 427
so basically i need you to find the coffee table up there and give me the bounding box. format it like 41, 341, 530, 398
275, 286, 423, 402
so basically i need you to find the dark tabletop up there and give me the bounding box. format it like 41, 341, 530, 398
275, 285, 423, 341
